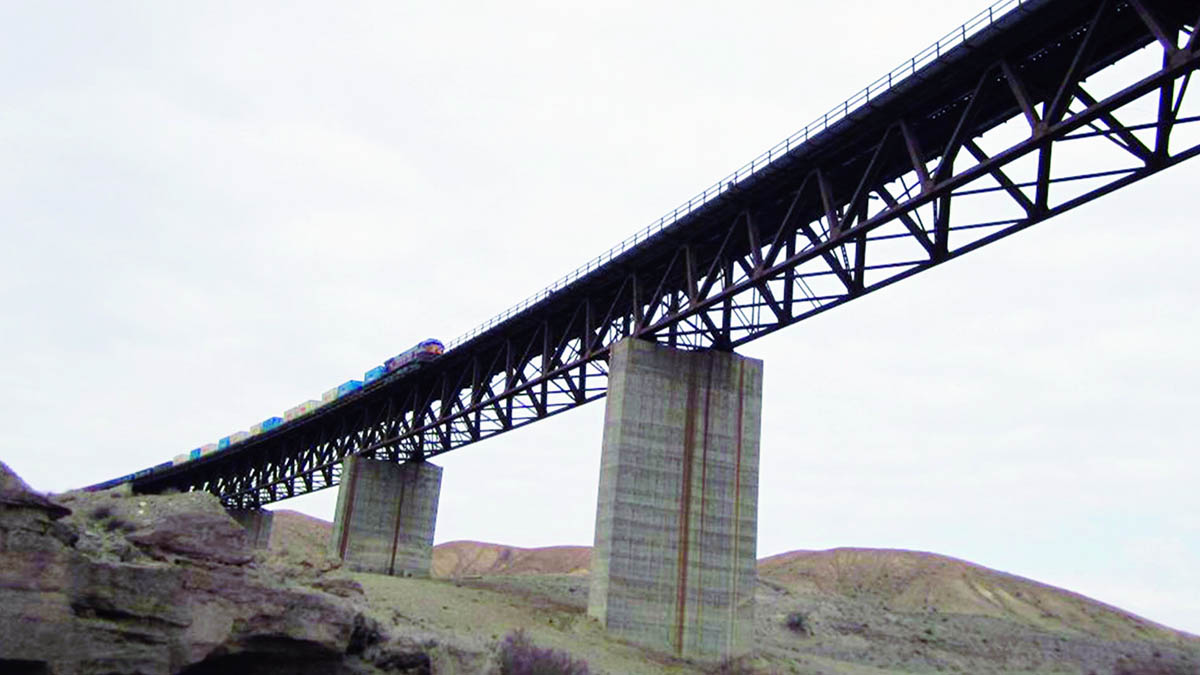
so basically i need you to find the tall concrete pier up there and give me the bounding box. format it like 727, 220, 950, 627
330, 456, 442, 577
588, 338, 762, 659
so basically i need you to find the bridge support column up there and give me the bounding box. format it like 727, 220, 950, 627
588, 338, 762, 660
228, 508, 274, 550
329, 456, 442, 577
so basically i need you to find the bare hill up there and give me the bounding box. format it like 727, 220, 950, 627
266, 513, 1200, 673
269, 514, 1194, 642
758, 547, 1195, 646
433, 540, 591, 577
268, 512, 592, 578
269, 509, 333, 560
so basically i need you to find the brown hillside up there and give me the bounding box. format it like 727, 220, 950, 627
267, 513, 592, 578
265, 514, 1195, 647
758, 547, 1195, 645
270, 509, 334, 560
262, 515, 1199, 671
433, 540, 591, 578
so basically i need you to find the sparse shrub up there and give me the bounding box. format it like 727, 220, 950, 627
496, 629, 589, 675
1114, 657, 1195, 675
707, 655, 762, 674
90, 504, 114, 520
784, 611, 810, 635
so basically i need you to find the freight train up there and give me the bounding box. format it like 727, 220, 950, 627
83, 339, 445, 491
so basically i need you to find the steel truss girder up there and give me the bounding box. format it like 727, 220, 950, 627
134, 1, 1200, 508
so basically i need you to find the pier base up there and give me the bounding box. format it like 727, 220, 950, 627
588, 338, 763, 659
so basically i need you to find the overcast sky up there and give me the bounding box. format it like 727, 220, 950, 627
2, 1, 1196, 635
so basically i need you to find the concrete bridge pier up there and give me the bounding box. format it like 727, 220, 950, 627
228, 508, 274, 550
588, 338, 763, 660
329, 456, 442, 577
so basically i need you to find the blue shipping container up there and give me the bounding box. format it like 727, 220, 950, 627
189, 448, 201, 460
218, 437, 231, 450
364, 366, 386, 384
261, 416, 284, 432
337, 379, 363, 397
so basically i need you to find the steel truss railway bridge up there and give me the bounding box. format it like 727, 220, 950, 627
134, 0, 1200, 508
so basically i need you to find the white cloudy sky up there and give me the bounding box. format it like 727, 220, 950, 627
2, 1, 1196, 634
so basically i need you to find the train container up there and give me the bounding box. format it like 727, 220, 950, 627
88, 473, 135, 491
285, 400, 321, 421
82, 478, 109, 492
384, 352, 410, 372
293, 400, 320, 418
88, 340, 447, 492
336, 380, 363, 397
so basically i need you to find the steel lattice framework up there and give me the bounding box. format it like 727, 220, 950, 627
135, 0, 1200, 507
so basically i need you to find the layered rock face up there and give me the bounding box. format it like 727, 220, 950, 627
0, 462, 420, 675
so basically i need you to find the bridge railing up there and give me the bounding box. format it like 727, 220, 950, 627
447, 0, 1024, 351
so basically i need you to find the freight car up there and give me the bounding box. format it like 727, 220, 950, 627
82, 338, 445, 491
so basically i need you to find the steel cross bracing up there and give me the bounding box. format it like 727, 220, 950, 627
135, 0, 1200, 507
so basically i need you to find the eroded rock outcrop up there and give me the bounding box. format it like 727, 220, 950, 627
0, 462, 420, 675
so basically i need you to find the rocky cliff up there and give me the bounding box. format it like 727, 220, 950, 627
0, 462, 425, 675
